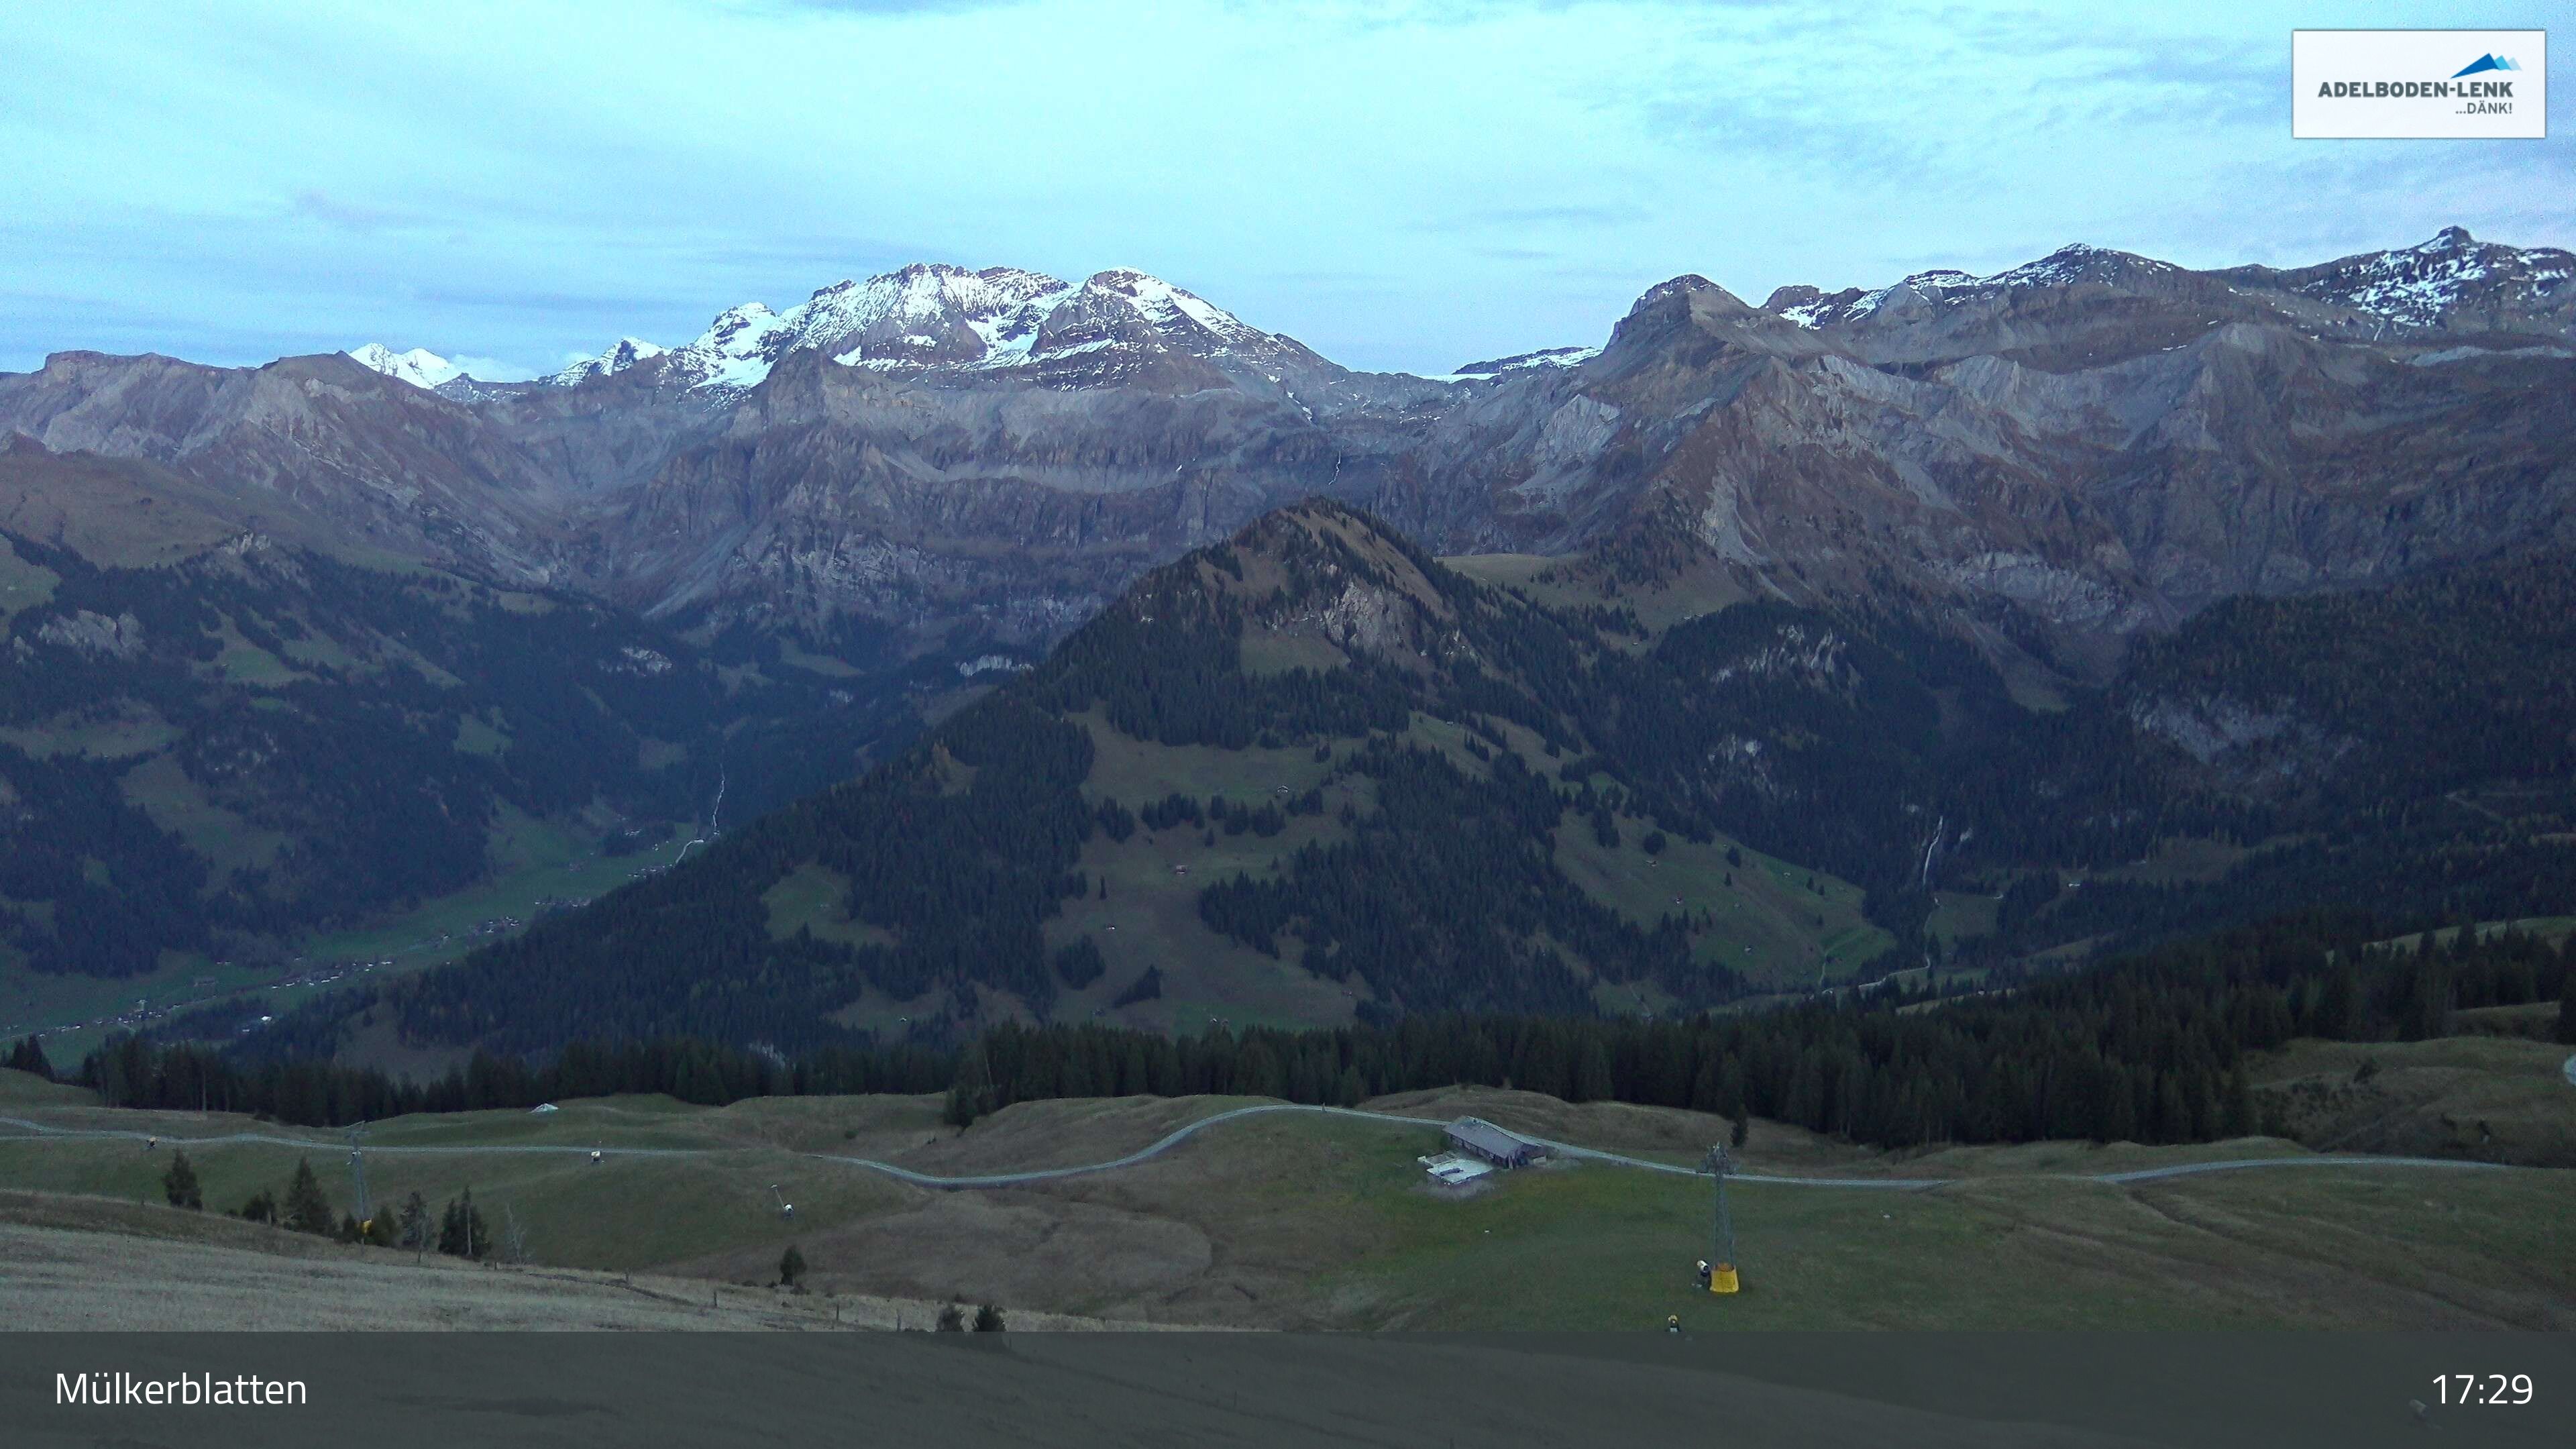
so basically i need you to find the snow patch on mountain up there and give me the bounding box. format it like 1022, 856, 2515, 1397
663, 303, 789, 394
2406, 343, 2576, 366
1438, 346, 1601, 381
346, 344, 465, 390
2303, 228, 2492, 328
2292, 227, 2573, 330
1774, 244, 2174, 328
1774, 298, 1836, 329
963, 282, 1077, 366
1085, 269, 1260, 345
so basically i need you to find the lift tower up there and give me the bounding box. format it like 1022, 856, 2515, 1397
345, 1122, 372, 1226
1703, 1144, 1739, 1294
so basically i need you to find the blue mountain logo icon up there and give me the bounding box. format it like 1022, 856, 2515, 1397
2451, 54, 2524, 78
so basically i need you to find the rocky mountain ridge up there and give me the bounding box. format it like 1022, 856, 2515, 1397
5, 229, 2568, 678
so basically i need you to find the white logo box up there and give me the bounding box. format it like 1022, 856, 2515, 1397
2294, 30, 2546, 138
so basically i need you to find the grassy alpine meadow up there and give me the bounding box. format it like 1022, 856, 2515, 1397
1327, 1159, 2576, 1331
0, 1123, 912, 1277
4, 1071, 2570, 1330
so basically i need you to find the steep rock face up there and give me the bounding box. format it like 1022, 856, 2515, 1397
1419, 233, 2575, 667
0, 352, 572, 583
572, 348, 1424, 636
33, 608, 145, 657
521, 264, 1458, 631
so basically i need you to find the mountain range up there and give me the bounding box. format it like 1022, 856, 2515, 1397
8, 227, 2569, 667
2, 226, 2571, 1051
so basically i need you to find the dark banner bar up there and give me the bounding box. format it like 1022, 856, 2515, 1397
5, 1332, 2570, 1448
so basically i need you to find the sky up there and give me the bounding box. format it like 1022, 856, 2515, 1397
2, 0, 2569, 378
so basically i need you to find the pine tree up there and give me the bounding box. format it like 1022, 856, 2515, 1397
235, 1188, 278, 1225
439, 1188, 491, 1258
944, 1045, 992, 1128
396, 1190, 432, 1256
1235, 1040, 1284, 1099
2223, 1059, 2256, 1139
973, 1303, 1006, 1332
935, 1300, 965, 1331
282, 1157, 335, 1235
161, 1149, 203, 1210
2312, 966, 2359, 1040
778, 1244, 806, 1288
942, 1081, 980, 1130
1572, 1038, 1613, 1103
4, 1035, 54, 1081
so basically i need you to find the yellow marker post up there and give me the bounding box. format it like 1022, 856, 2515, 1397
1709, 1262, 1739, 1294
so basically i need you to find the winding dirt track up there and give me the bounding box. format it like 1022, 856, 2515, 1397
1, 1104, 2524, 1191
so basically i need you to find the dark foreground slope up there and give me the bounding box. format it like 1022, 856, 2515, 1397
229, 500, 2576, 1061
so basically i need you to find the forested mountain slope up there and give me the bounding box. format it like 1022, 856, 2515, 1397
0, 452, 964, 1034
237, 501, 2576, 1061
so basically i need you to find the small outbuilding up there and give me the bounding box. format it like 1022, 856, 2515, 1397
1444, 1117, 1545, 1169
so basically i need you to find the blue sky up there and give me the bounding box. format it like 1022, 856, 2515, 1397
3, 0, 2568, 377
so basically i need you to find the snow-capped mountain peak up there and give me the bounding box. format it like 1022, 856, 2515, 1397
2288, 227, 2575, 331
602, 261, 1313, 396
1008, 268, 1300, 376
1982, 241, 2176, 290
1079, 269, 1260, 343
630, 264, 1082, 392
550, 337, 667, 387
810, 263, 1071, 370
1770, 244, 2180, 329
661, 303, 787, 392
345, 343, 464, 390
